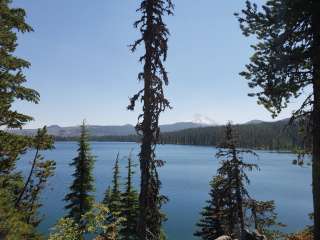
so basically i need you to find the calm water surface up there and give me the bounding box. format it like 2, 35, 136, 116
18, 142, 312, 239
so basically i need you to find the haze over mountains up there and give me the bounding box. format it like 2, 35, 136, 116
11, 122, 211, 137
10, 119, 290, 137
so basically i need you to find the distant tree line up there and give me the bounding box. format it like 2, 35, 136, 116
55, 120, 305, 151
158, 121, 305, 150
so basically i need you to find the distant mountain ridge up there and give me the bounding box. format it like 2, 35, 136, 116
9, 122, 211, 137
244, 119, 265, 125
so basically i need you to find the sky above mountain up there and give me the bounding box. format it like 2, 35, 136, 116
13, 0, 303, 128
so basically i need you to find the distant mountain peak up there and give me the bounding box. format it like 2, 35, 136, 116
48, 124, 61, 128
192, 114, 217, 125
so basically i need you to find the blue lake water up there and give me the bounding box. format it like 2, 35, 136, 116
18, 142, 313, 239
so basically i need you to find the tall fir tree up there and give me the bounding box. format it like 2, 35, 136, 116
128, 0, 174, 238
194, 176, 225, 240
236, 1, 320, 237
120, 151, 139, 240
0, 1, 55, 238
196, 123, 281, 239
102, 153, 123, 239
215, 123, 258, 239
64, 121, 95, 228
108, 153, 122, 217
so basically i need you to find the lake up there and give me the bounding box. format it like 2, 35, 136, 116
18, 142, 313, 239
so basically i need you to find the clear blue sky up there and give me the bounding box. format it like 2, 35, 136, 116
13, 0, 300, 128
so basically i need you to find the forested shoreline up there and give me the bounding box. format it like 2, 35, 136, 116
54, 120, 304, 151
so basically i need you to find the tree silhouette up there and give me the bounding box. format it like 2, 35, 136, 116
194, 176, 225, 240
0, 1, 55, 238
128, 0, 174, 238
236, 1, 320, 237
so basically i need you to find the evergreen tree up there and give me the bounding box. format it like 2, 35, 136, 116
128, 0, 174, 238
102, 153, 122, 239
64, 121, 95, 228
236, 1, 320, 237
196, 123, 281, 239
0, 1, 55, 238
108, 153, 122, 217
215, 123, 258, 239
120, 152, 139, 240
0, 0, 38, 129
194, 176, 225, 240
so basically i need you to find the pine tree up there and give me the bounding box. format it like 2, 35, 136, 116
194, 176, 225, 240
120, 152, 139, 240
0, 1, 55, 238
108, 153, 122, 217
102, 153, 122, 239
64, 121, 95, 228
128, 0, 174, 238
236, 1, 320, 237
0, 0, 38, 129
215, 123, 258, 239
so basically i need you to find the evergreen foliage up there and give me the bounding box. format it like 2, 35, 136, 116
0, 1, 55, 238
128, 0, 174, 238
236, 0, 320, 237
120, 151, 139, 240
64, 121, 95, 227
102, 153, 122, 239
108, 153, 122, 217
195, 123, 282, 240
103, 185, 112, 206
49, 204, 124, 240
159, 120, 302, 150
0, 0, 38, 129
16, 128, 56, 227
194, 176, 225, 240
245, 199, 284, 240
215, 123, 258, 238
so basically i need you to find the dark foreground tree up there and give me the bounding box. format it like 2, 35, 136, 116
236, 1, 320, 238
128, 0, 174, 239
196, 123, 282, 240
194, 176, 225, 240
64, 122, 95, 229
216, 123, 258, 239
120, 151, 139, 240
0, 1, 55, 238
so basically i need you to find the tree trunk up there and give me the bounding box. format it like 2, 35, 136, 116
234, 157, 245, 240
312, 2, 320, 239
15, 147, 39, 207
138, 1, 153, 238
